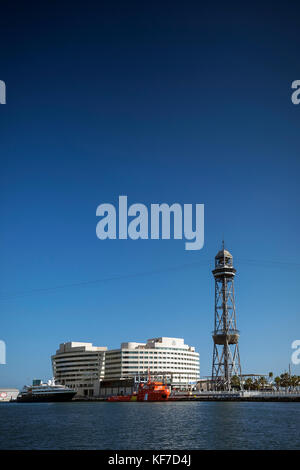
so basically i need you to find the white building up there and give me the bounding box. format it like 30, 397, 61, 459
51, 342, 107, 397
52, 337, 200, 396
105, 337, 200, 388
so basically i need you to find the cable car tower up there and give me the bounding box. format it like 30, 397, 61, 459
211, 242, 242, 390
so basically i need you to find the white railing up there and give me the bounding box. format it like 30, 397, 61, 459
241, 390, 300, 397
172, 389, 300, 397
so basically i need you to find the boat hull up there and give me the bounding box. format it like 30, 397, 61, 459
107, 395, 137, 402
108, 393, 169, 402
17, 392, 76, 403
108, 382, 171, 402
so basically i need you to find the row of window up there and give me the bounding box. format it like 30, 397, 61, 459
106, 359, 199, 365
107, 349, 198, 355
55, 367, 99, 371
122, 366, 199, 371
122, 351, 198, 356
54, 358, 105, 364
122, 361, 199, 366
54, 354, 105, 360
56, 373, 101, 378
146, 347, 195, 351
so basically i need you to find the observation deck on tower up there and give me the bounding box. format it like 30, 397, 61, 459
212, 248, 236, 278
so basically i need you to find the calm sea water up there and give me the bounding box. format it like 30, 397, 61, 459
0, 401, 299, 450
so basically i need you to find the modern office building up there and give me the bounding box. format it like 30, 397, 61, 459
51, 342, 107, 397
52, 337, 200, 396
104, 337, 200, 388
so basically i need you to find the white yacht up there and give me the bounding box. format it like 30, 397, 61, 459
17, 379, 76, 402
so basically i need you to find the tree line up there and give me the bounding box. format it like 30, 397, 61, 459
231, 372, 300, 391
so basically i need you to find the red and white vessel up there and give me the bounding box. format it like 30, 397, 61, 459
108, 374, 171, 402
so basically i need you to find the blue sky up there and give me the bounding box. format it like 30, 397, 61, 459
0, 2, 300, 388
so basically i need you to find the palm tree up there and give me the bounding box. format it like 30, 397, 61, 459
231, 375, 241, 390
290, 375, 300, 390
244, 378, 253, 390
252, 378, 260, 390
268, 372, 273, 383
259, 376, 268, 390
274, 376, 281, 390
280, 373, 290, 390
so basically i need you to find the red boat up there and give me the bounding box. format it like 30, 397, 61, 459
108, 376, 171, 402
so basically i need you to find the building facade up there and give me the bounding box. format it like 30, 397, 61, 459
52, 337, 200, 397
51, 342, 107, 397
104, 337, 200, 389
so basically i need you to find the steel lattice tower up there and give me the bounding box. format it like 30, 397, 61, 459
211, 243, 242, 390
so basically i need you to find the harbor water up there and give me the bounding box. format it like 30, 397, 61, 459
0, 401, 299, 450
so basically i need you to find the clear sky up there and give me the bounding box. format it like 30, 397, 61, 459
0, 1, 300, 388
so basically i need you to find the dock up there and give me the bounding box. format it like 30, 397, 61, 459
71, 391, 300, 402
